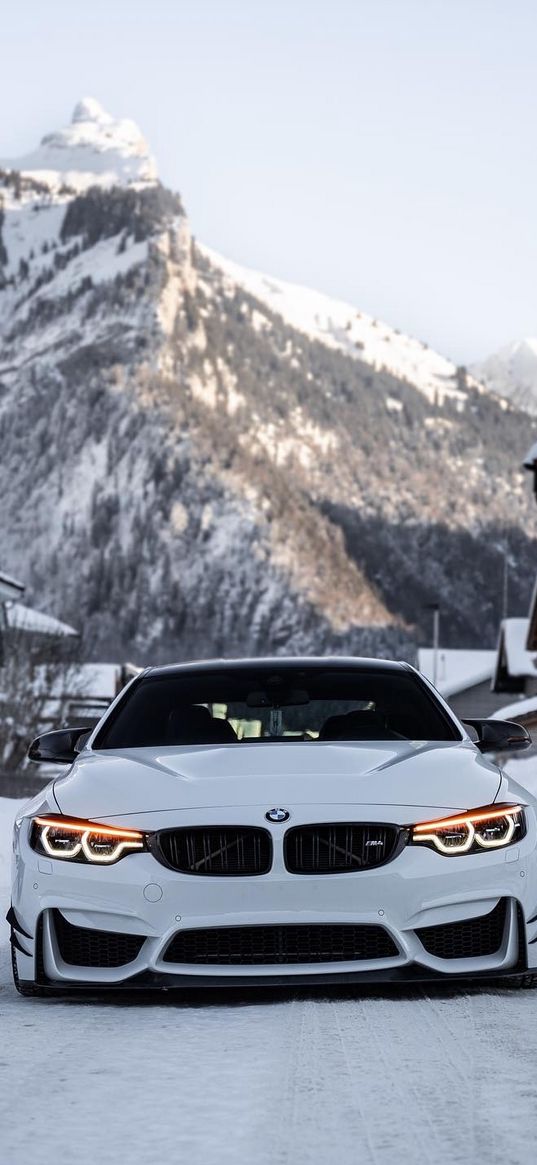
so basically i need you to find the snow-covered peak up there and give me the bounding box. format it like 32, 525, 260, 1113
71, 97, 112, 125
473, 338, 537, 415
0, 98, 157, 192
201, 246, 475, 408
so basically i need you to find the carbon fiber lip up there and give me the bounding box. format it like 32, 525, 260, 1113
28, 962, 528, 993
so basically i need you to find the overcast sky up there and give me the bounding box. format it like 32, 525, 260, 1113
2, 0, 536, 363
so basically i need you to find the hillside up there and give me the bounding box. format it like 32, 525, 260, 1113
1, 100, 536, 662
473, 338, 537, 416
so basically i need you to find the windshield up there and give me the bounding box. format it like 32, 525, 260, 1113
94, 666, 461, 748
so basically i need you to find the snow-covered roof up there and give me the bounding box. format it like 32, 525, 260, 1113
417, 648, 496, 698
5, 601, 77, 638
0, 98, 157, 192
523, 440, 537, 467
527, 575, 537, 653
495, 618, 537, 679
0, 570, 24, 602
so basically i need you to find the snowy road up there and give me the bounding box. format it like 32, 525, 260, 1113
1, 791, 537, 1165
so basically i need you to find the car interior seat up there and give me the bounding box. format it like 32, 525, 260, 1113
318, 708, 395, 741
166, 705, 238, 745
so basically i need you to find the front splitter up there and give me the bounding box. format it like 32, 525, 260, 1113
34, 959, 530, 993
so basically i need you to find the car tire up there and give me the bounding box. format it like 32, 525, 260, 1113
11, 941, 46, 998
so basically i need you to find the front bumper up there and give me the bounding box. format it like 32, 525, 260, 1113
11, 809, 537, 990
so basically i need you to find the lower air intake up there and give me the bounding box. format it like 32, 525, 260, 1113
416, 899, 508, 960
53, 910, 146, 968
163, 923, 399, 965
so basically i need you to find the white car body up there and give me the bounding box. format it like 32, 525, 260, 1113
8, 657, 536, 992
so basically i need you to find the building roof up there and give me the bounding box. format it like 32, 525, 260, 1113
417, 648, 496, 699
527, 576, 537, 652
0, 570, 25, 603
493, 617, 537, 692
523, 442, 537, 468
5, 601, 78, 638
499, 618, 537, 676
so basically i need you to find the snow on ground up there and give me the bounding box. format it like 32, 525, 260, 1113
494, 694, 537, 720
0, 198, 67, 283
2, 792, 537, 1165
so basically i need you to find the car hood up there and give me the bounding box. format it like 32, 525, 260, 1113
52, 739, 502, 825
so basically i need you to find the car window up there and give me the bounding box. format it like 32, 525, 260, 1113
94, 668, 461, 748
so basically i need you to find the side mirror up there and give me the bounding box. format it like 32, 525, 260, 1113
28, 726, 90, 765
463, 718, 532, 754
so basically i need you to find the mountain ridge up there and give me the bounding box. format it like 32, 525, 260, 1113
1, 100, 536, 662
473, 337, 537, 416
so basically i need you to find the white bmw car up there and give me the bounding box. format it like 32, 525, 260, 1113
8, 657, 535, 996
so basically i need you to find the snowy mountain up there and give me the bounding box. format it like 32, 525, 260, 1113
473, 338, 537, 416
1, 100, 536, 661
0, 97, 157, 191
201, 246, 474, 410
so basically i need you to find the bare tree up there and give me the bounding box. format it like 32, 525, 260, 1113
0, 626, 86, 772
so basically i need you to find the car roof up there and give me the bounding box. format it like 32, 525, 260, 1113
146, 656, 413, 679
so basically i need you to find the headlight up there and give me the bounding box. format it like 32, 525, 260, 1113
411, 804, 526, 856
31, 816, 146, 864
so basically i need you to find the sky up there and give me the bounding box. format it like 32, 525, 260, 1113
1, 0, 536, 364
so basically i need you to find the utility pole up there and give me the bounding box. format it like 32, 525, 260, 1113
502, 545, 509, 622
425, 603, 440, 687
432, 605, 440, 687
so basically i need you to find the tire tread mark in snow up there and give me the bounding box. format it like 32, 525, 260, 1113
330, 997, 384, 1165
272, 994, 380, 1165
416, 988, 477, 1161
334, 994, 437, 1163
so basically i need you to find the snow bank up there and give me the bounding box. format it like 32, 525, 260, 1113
5, 601, 77, 637
492, 695, 537, 720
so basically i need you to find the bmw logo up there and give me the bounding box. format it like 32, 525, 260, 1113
265, 808, 290, 823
